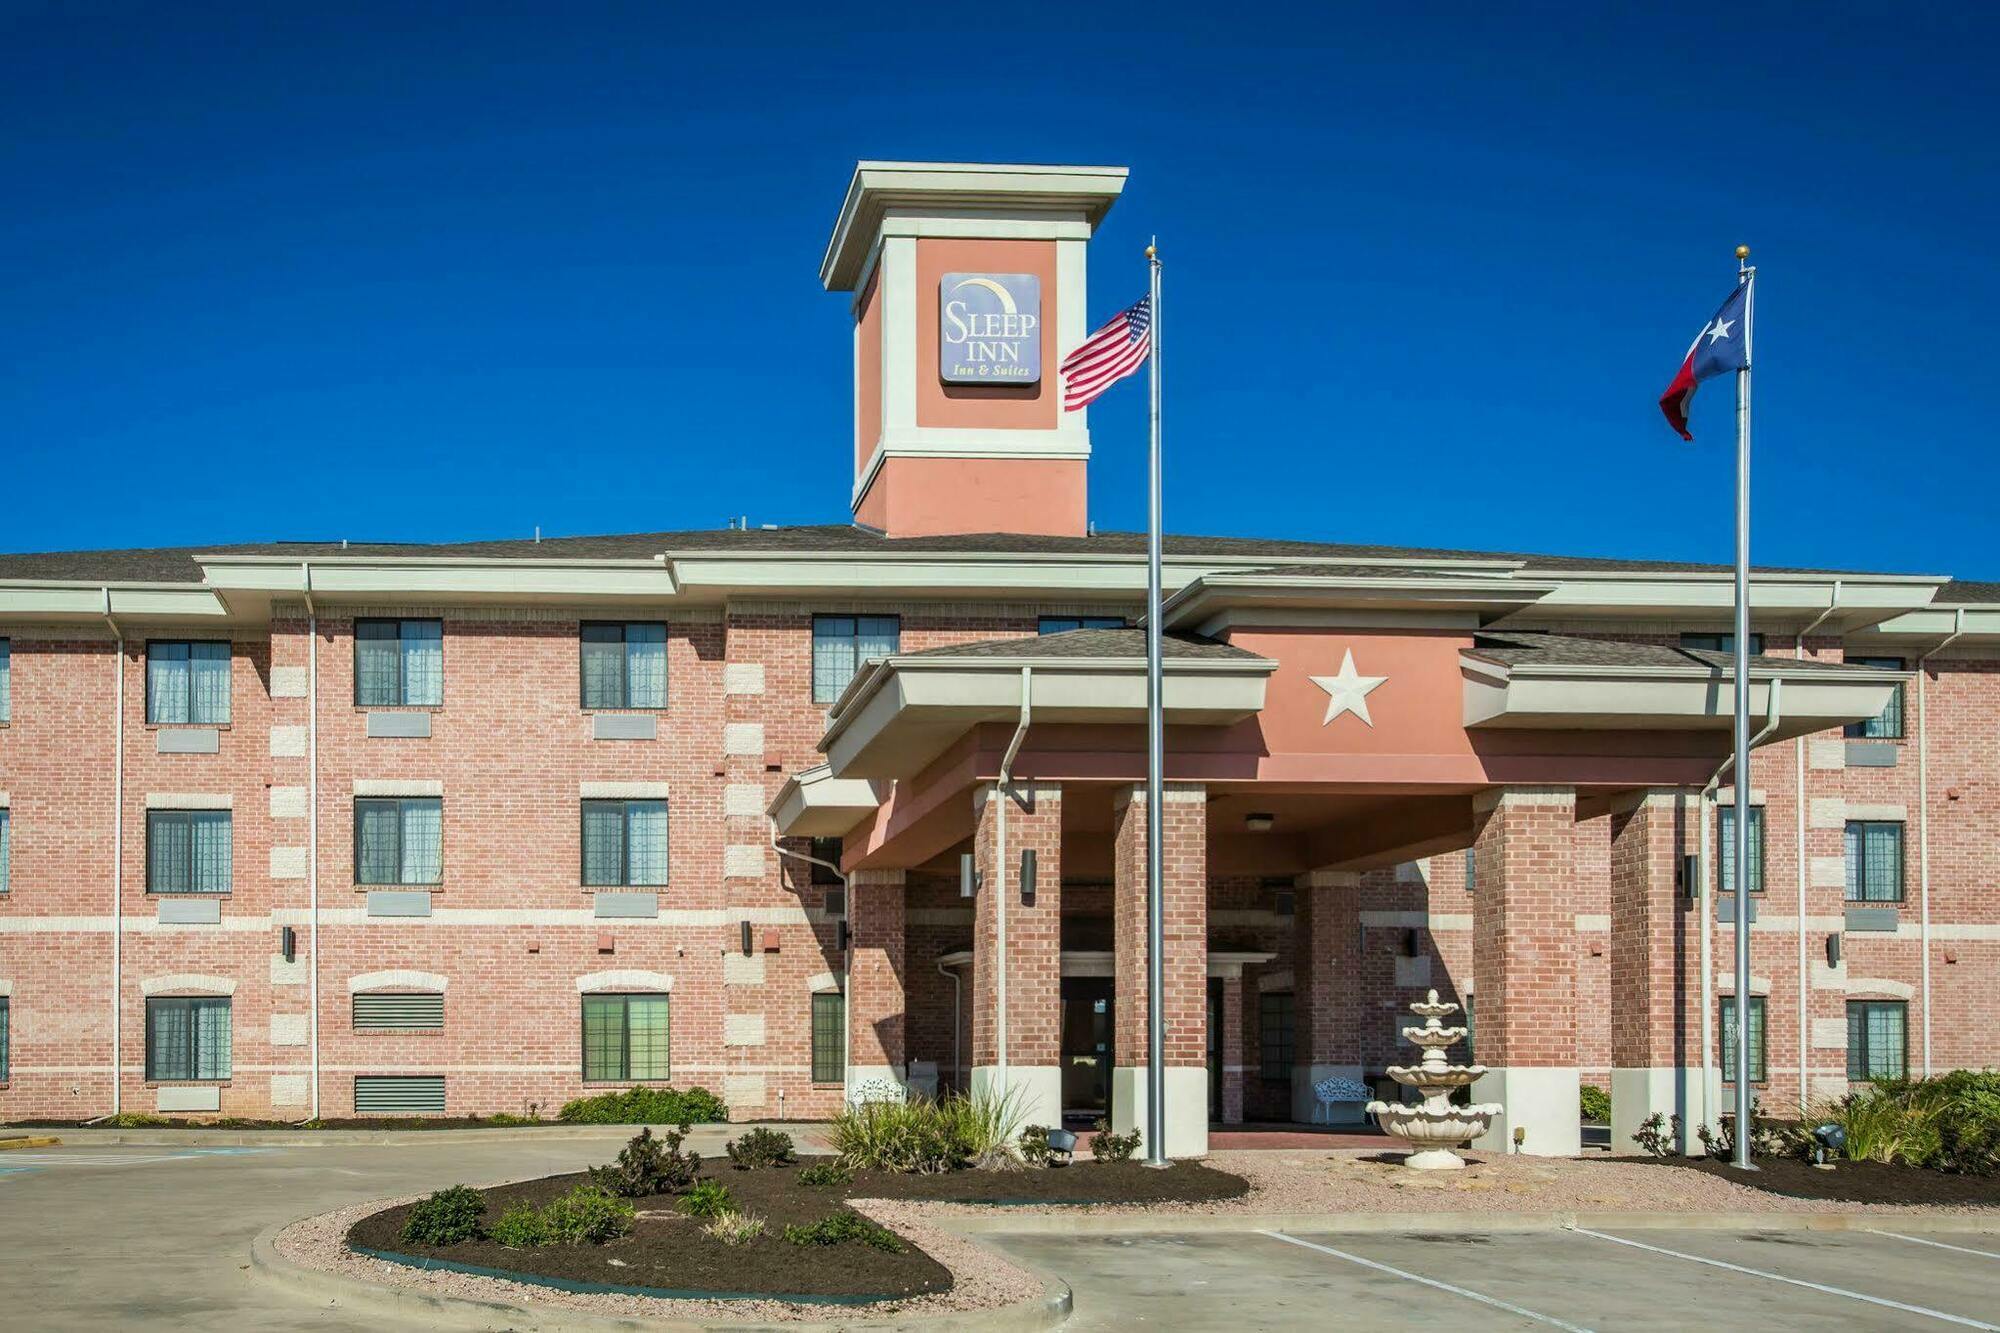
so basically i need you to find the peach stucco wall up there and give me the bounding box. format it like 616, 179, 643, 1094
914, 236, 1058, 431
854, 263, 882, 479
854, 455, 1086, 538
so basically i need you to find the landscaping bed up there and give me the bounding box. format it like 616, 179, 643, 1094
1621, 1155, 2000, 1207
842, 1159, 1247, 1205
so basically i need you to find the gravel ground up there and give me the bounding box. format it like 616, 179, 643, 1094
274, 1194, 1047, 1324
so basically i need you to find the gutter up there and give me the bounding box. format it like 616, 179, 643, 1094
1793, 583, 1839, 1108
937, 957, 963, 1096
102, 588, 123, 1118
992, 667, 1033, 1095
1696, 677, 1781, 1140
1916, 608, 1966, 1076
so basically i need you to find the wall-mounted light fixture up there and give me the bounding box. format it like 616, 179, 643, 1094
1020, 848, 1037, 906
959, 852, 979, 899
1244, 812, 1275, 832
1826, 933, 1842, 967
280, 925, 297, 963
740, 919, 754, 957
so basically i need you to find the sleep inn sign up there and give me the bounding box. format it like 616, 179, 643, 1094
939, 271, 1041, 383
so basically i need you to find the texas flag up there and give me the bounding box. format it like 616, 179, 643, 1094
1659, 283, 1749, 440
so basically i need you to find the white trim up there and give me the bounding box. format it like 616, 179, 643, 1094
579, 781, 670, 799
347, 969, 448, 994
140, 973, 236, 996
144, 792, 232, 809
0, 979, 11, 996
807, 971, 840, 993
576, 969, 673, 993
352, 779, 443, 797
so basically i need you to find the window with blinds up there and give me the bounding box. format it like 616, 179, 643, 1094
1717, 806, 1766, 895
147, 810, 233, 894
353, 992, 444, 1029
354, 618, 443, 707
811, 614, 899, 703
1844, 657, 1906, 739
1845, 821, 1905, 903
354, 1074, 446, 1114
811, 991, 845, 1084
354, 797, 442, 885
580, 622, 667, 710
146, 640, 231, 724
1721, 996, 1767, 1084
581, 993, 670, 1081
145, 996, 231, 1081
1847, 1000, 1908, 1082
1260, 992, 1295, 1082
581, 800, 669, 887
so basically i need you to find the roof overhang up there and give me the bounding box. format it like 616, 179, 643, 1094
195, 554, 681, 615
1161, 568, 1552, 635
0, 581, 229, 625
821, 161, 1128, 292
819, 654, 1275, 780
767, 765, 887, 838
1461, 652, 1908, 742
1509, 571, 1945, 630
1848, 603, 2000, 647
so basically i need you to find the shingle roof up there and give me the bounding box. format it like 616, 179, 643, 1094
897, 627, 1261, 662
1938, 580, 2000, 605
0, 523, 1950, 586
1468, 630, 1877, 673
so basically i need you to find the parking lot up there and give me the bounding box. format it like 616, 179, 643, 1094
1, 1137, 1995, 1330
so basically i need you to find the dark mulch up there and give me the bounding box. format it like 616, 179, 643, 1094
350, 1165, 951, 1301
844, 1159, 1248, 1205
1618, 1155, 2000, 1206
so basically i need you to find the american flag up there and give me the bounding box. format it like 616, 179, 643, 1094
1059, 295, 1151, 411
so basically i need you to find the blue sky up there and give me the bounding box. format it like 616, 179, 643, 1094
4, 3, 1996, 576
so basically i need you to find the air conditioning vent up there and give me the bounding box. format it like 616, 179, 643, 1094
353, 992, 444, 1030
354, 1074, 446, 1114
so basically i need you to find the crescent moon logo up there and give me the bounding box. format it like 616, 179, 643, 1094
951, 276, 1018, 316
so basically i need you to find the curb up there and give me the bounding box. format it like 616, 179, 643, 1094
249, 1215, 1072, 1332
940, 1208, 2000, 1236
0, 1135, 62, 1151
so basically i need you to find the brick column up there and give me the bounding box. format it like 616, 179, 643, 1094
1469, 786, 1581, 1156
1293, 868, 1364, 1124
846, 868, 906, 1099
1218, 973, 1245, 1123
970, 782, 1062, 1131
1608, 791, 1700, 1153
1111, 781, 1208, 1158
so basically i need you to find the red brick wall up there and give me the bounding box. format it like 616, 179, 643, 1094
1112, 782, 1207, 1069
969, 782, 1062, 1069
1471, 788, 1578, 1068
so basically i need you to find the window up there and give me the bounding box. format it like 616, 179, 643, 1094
146, 810, 232, 894
1038, 615, 1126, 634
145, 996, 231, 1081
146, 641, 230, 724
580, 622, 667, 710
811, 615, 899, 703
810, 836, 843, 887
1717, 806, 1765, 895
1848, 1000, 1908, 1082
1259, 991, 1295, 1082
354, 618, 443, 707
1681, 632, 1765, 655
1, 996, 9, 1081
0, 808, 9, 894
1845, 820, 1905, 903
0, 637, 10, 722
354, 797, 442, 885
353, 992, 444, 1029
1720, 996, 1767, 1083
1844, 657, 1906, 739
581, 993, 670, 1081
812, 991, 845, 1084
581, 800, 669, 887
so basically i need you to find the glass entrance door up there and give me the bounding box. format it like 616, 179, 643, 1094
1060, 977, 1113, 1119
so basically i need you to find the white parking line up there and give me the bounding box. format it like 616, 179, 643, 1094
1567, 1226, 2000, 1330
1866, 1230, 2000, 1261
1258, 1231, 1595, 1331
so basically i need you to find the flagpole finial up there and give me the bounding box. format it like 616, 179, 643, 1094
1145, 243, 1157, 260
1735, 244, 1751, 261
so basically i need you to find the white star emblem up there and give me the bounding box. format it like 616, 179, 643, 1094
1705, 318, 1735, 344
1309, 649, 1388, 727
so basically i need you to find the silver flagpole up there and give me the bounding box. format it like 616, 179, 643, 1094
1731, 244, 1757, 1171
1144, 240, 1168, 1169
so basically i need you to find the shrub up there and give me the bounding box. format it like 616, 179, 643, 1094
1019, 1125, 1054, 1167
1694, 1098, 1794, 1162
556, 1086, 729, 1125
781, 1210, 905, 1253
400, 1185, 486, 1246
589, 1125, 701, 1197
677, 1179, 734, 1219
703, 1210, 767, 1245
489, 1185, 633, 1247
798, 1161, 852, 1188
1579, 1085, 1612, 1125
829, 1089, 1027, 1175
1090, 1119, 1141, 1163
725, 1126, 796, 1170
1632, 1112, 1680, 1157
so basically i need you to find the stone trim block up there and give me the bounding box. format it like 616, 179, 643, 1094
269, 665, 308, 698
723, 845, 765, 878
269, 725, 307, 758
354, 778, 444, 797
722, 663, 766, 696
722, 722, 765, 756
269, 786, 307, 819
269, 846, 308, 880
723, 1014, 766, 1046
723, 784, 766, 818
140, 972, 236, 996
270, 1014, 309, 1046
575, 969, 672, 993
580, 781, 670, 799
145, 791, 232, 809
723, 953, 766, 985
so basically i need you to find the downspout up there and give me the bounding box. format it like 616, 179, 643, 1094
936, 958, 962, 1095
103, 588, 123, 1119
302, 564, 321, 1122
1794, 583, 1839, 1109
1917, 608, 1964, 1077
1698, 675, 1782, 1135
992, 666, 1033, 1097
773, 834, 850, 1096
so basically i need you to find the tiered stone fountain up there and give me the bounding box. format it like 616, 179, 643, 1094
1366, 989, 1501, 1170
